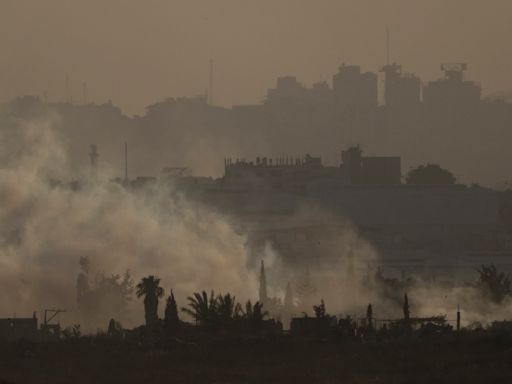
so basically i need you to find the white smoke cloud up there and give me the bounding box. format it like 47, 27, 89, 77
0, 114, 508, 332
0, 115, 258, 328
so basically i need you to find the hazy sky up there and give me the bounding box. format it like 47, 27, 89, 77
1, 0, 511, 115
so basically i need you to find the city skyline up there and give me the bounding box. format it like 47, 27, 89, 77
1, 0, 511, 115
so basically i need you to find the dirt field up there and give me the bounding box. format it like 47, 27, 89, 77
1, 335, 512, 384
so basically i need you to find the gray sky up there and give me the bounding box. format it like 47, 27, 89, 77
1, 0, 511, 115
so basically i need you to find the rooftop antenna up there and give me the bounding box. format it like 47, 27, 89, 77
386, 27, 390, 65
209, 59, 214, 105
124, 142, 128, 181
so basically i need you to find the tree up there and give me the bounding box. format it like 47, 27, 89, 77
259, 260, 268, 305
181, 290, 218, 327
476, 264, 511, 304
243, 300, 268, 327
76, 258, 134, 326
136, 275, 164, 328
366, 304, 373, 330
216, 293, 238, 325
164, 290, 180, 335
107, 318, 123, 338
406, 163, 456, 185
313, 299, 326, 318
96, 271, 134, 318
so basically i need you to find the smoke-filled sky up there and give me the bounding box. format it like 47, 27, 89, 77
1, 0, 511, 115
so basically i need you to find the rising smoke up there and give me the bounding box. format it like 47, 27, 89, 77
0, 113, 509, 331
0, 114, 258, 328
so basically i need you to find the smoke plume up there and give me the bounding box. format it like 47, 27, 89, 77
0, 114, 258, 327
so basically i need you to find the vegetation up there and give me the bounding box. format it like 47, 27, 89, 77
107, 319, 123, 338
163, 290, 180, 336
406, 163, 456, 185
136, 275, 164, 328
313, 299, 326, 318
476, 264, 511, 303
62, 324, 81, 339
181, 290, 218, 327
76, 257, 134, 326
216, 293, 238, 324
180, 290, 269, 330
10, 269, 512, 383
242, 300, 268, 325
5, 334, 512, 383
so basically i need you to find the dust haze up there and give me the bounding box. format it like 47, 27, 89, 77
4, 3, 512, 383
1, 1, 511, 111
2, 0, 512, 185
1, 0, 512, 330
0, 115, 259, 326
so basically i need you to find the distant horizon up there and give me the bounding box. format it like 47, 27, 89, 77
2, 0, 511, 115
2, 59, 505, 117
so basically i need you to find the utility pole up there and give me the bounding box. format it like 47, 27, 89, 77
386, 27, 390, 65
209, 59, 214, 105
456, 305, 461, 331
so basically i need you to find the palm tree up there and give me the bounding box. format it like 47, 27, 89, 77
243, 300, 268, 324
181, 290, 218, 327
216, 293, 239, 324
136, 275, 164, 328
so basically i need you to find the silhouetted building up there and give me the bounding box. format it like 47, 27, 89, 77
423, 63, 481, 108
381, 63, 421, 107
0, 315, 38, 341
266, 76, 306, 104
222, 146, 400, 190
341, 146, 401, 185
265, 77, 333, 107
333, 64, 377, 111
223, 154, 345, 191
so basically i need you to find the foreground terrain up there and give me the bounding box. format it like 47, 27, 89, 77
1, 334, 512, 384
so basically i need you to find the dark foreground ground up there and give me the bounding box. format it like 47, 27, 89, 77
1, 335, 512, 384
